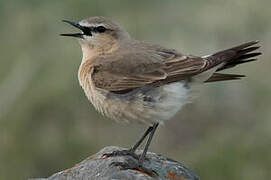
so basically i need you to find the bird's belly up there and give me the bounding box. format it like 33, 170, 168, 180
150, 82, 191, 123
89, 82, 190, 125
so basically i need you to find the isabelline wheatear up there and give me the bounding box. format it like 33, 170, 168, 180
61, 16, 261, 174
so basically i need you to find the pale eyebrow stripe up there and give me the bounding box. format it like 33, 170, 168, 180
79, 22, 105, 27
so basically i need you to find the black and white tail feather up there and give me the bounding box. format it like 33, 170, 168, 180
204, 41, 261, 83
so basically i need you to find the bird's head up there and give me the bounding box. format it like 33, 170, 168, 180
61, 16, 130, 53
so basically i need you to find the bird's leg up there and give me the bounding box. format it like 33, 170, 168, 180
110, 123, 159, 175
103, 125, 154, 160
138, 123, 159, 165
130, 126, 154, 152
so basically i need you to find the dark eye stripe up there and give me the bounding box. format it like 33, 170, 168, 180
93, 26, 107, 33
81, 26, 92, 36
81, 26, 107, 36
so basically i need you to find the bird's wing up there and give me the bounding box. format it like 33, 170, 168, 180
91, 45, 214, 93
91, 49, 168, 93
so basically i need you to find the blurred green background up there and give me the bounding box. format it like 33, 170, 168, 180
0, 0, 270, 179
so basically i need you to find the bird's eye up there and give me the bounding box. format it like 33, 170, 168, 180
95, 26, 107, 33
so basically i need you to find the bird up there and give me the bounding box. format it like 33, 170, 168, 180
61, 16, 261, 174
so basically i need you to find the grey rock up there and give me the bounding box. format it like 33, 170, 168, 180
30, 146, 199, 180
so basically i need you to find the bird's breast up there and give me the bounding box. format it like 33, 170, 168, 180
80, 71, 191, 125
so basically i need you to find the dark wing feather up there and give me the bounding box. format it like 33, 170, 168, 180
91, 41, 261, 93
91, 43, 216, 93
210, 41, 261, 71
93, 69, 167, 92
205, 73, 245, 82
92, 47, 168, 93
205, 41, 261, 82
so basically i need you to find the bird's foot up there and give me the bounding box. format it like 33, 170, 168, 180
111, 161, 157, 177
103, 149, 139, 160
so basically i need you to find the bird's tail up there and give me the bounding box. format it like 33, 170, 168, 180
205, 41, 262, 83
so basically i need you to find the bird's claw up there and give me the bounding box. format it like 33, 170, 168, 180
103, 149, 139, 160
110, 161, 157, 176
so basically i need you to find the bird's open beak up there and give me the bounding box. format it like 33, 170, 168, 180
60, 20, 90, 38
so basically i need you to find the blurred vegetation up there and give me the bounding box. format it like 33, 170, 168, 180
0, 0, 270, 179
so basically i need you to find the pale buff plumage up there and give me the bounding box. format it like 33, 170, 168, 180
61, 16, 261, 125
60, 16, 262, 125
78, 41, 191, 124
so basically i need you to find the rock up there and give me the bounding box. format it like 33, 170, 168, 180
30, 146, 199, 180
